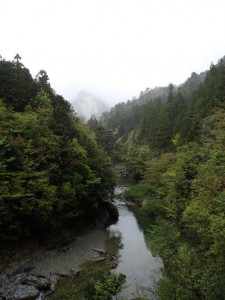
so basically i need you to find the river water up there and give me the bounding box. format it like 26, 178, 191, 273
105, 186, 162, 299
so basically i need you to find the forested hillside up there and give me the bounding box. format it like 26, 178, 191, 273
99, 70, 206, 140
99, 57, 225, 299
0, 55, 115, 245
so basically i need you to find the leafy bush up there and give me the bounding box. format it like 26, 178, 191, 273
124, 183, 152, 206
142, 197, 165, 217
50, 263, 125, 300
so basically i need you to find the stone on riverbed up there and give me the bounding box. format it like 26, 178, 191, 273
94, 257, 106, 262
49, 275, 60, 292
13, 284, 39, 300
0, 272, 58, 299
1, 273, 27, 299
70, 268, 80, 276
52, 271, 70, 277
23, 274, 50, 290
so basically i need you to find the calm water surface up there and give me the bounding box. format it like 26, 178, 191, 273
106, 186, 162, 299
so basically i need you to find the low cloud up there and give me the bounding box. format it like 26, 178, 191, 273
71, 91, 110, 120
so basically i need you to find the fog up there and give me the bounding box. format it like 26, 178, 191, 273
1, 0, 225, 115
72, 91, 110, 120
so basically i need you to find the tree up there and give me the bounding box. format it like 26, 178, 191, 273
14, 53, 22, 65
0, 58, 35, 111
32, 89, 51, 110
35, 69, 53, 96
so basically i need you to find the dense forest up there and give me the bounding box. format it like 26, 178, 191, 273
0, 55, 115, 245
97, 57, 225, 299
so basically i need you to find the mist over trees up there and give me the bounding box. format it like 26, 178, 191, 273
72, 91, 110, 120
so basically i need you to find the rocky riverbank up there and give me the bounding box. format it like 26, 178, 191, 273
0, 198, 120, 300
0, 229, 111, 300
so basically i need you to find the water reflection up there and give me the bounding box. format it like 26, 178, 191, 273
105, 229, 124, 254
106, 186, 162, 299
129, 205, 155, 253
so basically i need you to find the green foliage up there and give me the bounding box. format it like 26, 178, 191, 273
32, 89, 51, 110
119, 131, 155, 179
0, 57, 36, 111
141, 108, 225, 299
93, 272, 126, 300
88, 117, 116, 158
50, 263, 125, 300
0, 57, 115, 244
124, 183, 152, 206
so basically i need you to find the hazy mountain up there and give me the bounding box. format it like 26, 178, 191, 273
72, 91, 110, 120
133, 70, 207, 106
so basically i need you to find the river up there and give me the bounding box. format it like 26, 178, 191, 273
105, 186, 162, 299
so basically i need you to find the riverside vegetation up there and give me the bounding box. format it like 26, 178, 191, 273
49, 261, 126, 300
97, 57, 225, 299
1, 54, 225, 299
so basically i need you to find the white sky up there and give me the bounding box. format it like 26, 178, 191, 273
1, 0, 225, 105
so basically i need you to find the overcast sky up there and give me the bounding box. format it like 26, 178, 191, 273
1, 0, 225, 105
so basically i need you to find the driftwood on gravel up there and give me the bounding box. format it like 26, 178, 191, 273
90, 247, 106, 255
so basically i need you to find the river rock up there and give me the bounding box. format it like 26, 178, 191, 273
22, 262, 36, 274
53, 271, 69, 277
70, 268, 80, 276
125, 201, 135, 207
13, 284, 39, 300
1, 273, 27, 299
108, 261, 118, 268
107, 255, 119, 268
94, 257, 106, 262
23, 275, 50, 290
57, 246, 70, 253
49, 275, 60, 291
1, 272, 53, 299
